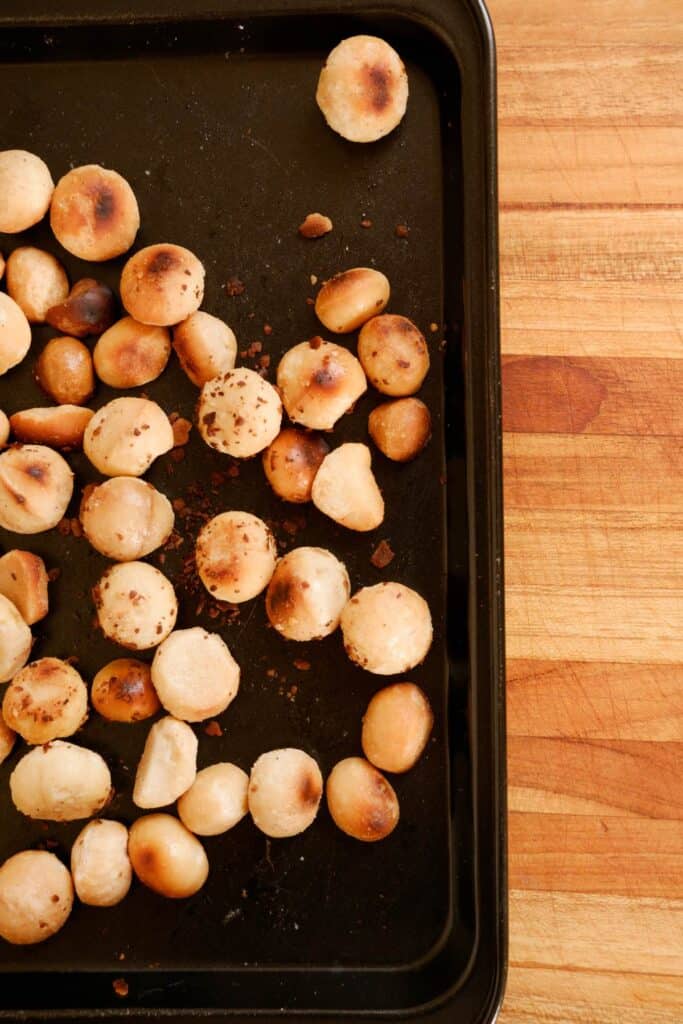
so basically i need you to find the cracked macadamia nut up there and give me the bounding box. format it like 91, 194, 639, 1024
358, 315, 429, 396
0, 594, 32, 683
172, 311, 237, 386
341, 582, 433, 675
10, 406, 94, 450
93, 562, 177, 650
178, 763, 249, 836
248, 749, 323, 838
0, 850, 73, 945
6, 247, 69, 324
315, 268, 390, 333
94, 316, 171, 388
262, 428, 329, 503
83, 397, 174, 476
71, 819, 132, 908
196, 511, 276, 603
120, 243, 204, 326
10, 741, 112, 821
35, 336, 94, 406
0, 150, 54, 233
276, 339, 366, 429
198, 367, 282, 458
0, 410, 9, 444
3, 658, 88, 745
368, 397, 431, 462
311, 442, 384, 532
92, 658, 160, 723
362, 683, 433, 773
128, 813, 209, 898
265, 546, 350, 641
0, 549, 49, 624
0, 444, 73, 534
0, 292, 32, 376
50, 164, 140, 261
133, 716, 197, 809
326, 757, 399, 841
316, 36, 408, 143
151, 627, 240, 722
46, 278, 117, 338
0, 717, 16, 766
80, 477, 174, 561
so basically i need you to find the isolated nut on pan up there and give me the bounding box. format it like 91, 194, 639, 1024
276, 339, 367, 430
0, 593, 31, 683
0, 549, 49, 624
71, 820, 132, 908
198, 367, 282, 458
128, 814, 209, 898
0, 717, 16, 766
326, 757, 399, 841
265, 546, 350, 641
196, 511, 276, 603
120, 243, 205, 326
6, 247, 69, 324
3, 657, 88, 745
172, 311, 237, 387
0, 150, 54, 233
262, 429, 329, 503
178, 763, 249, 836
0, 444, 74, 534
91, 658, 161, 723
362, 683, 433, 773
35, 336, 94, 406
83, 397, 174, 476
368, 397, 431, 462
50, 164, 140, 261
46, 278, 117, 338
94, 316, 171, 388
93, 561, 178, 650
80, 477, 174, 560
133, 716, 198, 809
151, 627, 240, 722
0, 292, 32, 376
341, 582, 433, 675
0, 410, 9, 445
358, 315, 430, 396
311, 443, 384, 532
10, 741, 112, 821
10, 406, 94, 451
0, 851, 73, 945
315, 268, 390, 333
248, 748, 323, 838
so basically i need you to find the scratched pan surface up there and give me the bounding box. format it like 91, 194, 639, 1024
0, 1, 504, 1021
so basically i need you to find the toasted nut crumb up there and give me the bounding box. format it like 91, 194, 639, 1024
171, 417, 192, 447
310, 275, 318, 286
204, 720, 223, 737
225, 276, 245, 297
429, 322, 439, 333
298, 213, 333, 239
371, 540, 395, 569
112, 978, 128, 998
395, 224, 410, 238
360, 218, 372, 229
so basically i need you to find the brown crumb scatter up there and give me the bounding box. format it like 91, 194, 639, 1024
360, 217, 372, 229
263, 324, 273, 336
204, 720, 223, 737
395, 223, 410, 238
112, 979, 129, 999
225, 276, 245, 296
172, 417, 192, 446
298, 212, 333, 239
371, 540, 395, 569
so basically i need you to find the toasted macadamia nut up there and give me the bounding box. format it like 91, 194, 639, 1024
0, 717, 16, 765
151, 627, 240, 722
316, 36, 408, 143
172, 311, 237, 387
0, 410, 8, 445
0, 253, 4, 281
178, 763, 249, 836
196, 511, 276, 603
133, 716, 197, 809
0, 851, 72, 945
362, 683, 433, 772
83, 397, 174, 476
46, 278, 117, 338
276, 339, 366, 429
93, 562, 177, 651
0, 549, 49, 624
92, 658, 160, 723
198, 368, 282, 458
50, 164, 139, 261
94, 316, 171, 388
80, 477, 174, 561
10, 741, 111, 821
358, 315, 429, 396
263, 429, 329, 503
341, 582, 433, 675
248, 749, 323, 838
326, 757, 399, 841
0, 293, 32, 376
298, 212, 333, 238
71, 819, 132, 907
0, 151, 54, 233
120, 244, 204, 326
10, 406, 94, 451
0, 444, 73, 534
368, 397, 431, 462
35, 336, 94, 406
128, 813, 208, 898
265, 546, 350, 641
6, 247, 68, 325
311, 443, 384, 532
0, 593, 31, 683
3, 658, 87, 745
315, 268, 390, 334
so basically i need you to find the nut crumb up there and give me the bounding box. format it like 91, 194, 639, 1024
310, 274, 318, 286
298, 213, 333, 239
395, 223, 410, 238
171, 417, 192, 446
293, 659, 310, 671
360, 217, 372, 229
371, 540, 395, 569
112, 979, 128, 999
204, 720, 223, 737
429, 322, 439, 333
225, 276, 245, 296
263, 324, 273, 335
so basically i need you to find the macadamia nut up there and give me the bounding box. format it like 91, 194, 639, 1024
276, 339, 366, 429
50, 164, 139, 261
83, 397, 174, 476
341, 582, 433, 675
0, 593, 32, 683
326, 757, 399, 841
0, 549, 49, 624
128, 814, 209, 898
46, 278, 117, 338
196, 511, 276, 603
151, 627, 240, 722
362, 683, 433, 772
133, 716, 198, 809
35, 336, 94, 405
10, 741, 112, 821
93, 561, 177, 650
178, 763, 249, 836
93, 316, 171, 388
0, 150, 54, 233
198, 368, 282, 458
0, 717, 16, 766
0, 292, 32, 376
91, 658, 161, 723
358, 315, 429, 395
6, 247, 69, 324
262, 428, 329, 503
3, 658, 88, 745
9, 406, 93, 450
0, 410, 8, 445
315, 268, 390, 333
0, 851, 72, 945
71, 820, 132, 908
120, 244, 204, 326
172, 311, 237, 386
265, 546, 350, 641
80, 477, 174, 560
311, 442, 384, 532
368, 397, 431, 461
248, 749, 323, 838
0, 444, 73, 534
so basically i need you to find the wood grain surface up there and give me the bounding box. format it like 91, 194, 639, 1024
488, 0, 683, 1019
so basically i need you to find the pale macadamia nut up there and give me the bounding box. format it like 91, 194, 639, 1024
94, 316, 171, 388
248, 749, 323, 838
368, 397, 431, 461
133, 716, 197, 809
83, 397, 173, 476
0, 410, 9, 445
10, 741, 112, 821
316, 36, 408, 143
91, 658, 160, 723
311, 443, 384, 532
0, 717, 16, 766
0, 292, 32, 376
151, 627, 240, 722
178, 763, 249, 836
362, 683, 433, 772
35, 336, 94, 405
71, 819, 132, 907
315, 268, 390, 333
46, 278, 117, 338
358, 315, 430, 395
9, 406, 94, 450
3, 658, 88, 745
262, 428, 329, 503
50, 164, 139, 261
80, 477, 174, 560
265, 546, 350, 641
0, 549, 49, 624
196, 511, 276, 603
93, 561, 177, 651
326, 757, 399, 841
341, 582, 433, 675
0, 150, 54, 233
0, 593, 32, 683
120, 244, 204, 326
0, 444, 73, 534
0, 851, 72, 945
128, 814, 209, 898
6, 247, 69, 324
276, 339, 366, 429
198, 368, 282, 458
172, 311, 237, 386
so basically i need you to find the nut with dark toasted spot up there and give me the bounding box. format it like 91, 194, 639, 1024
265, 546, 349, 641
326, 757, 399, 841
0, 444, 74, 534
46, 278, 117, 338
276, 340, 366, 429
298, 212, 333, 238
120, 244, 204, 326
94, 317, 171, 389
358, 315, 429, 396
3, 657, 88, 745
50, 164, 139, 261
92, 658, 161, 723
262, 428, 329, 503
9, 406, 94, 451
173, 311, 237, 387
0, 549, 49, 624
248, 748, 323, 838
196, 511, 276, 604
368, 397, 431, 462
315, 267, 390, 333
6, 247, 68, 324
35, 336, 94, 406
128, 814, 208, 898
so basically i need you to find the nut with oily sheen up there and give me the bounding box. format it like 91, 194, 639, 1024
120, 243, 204, 326
262, 428, 329, 503
0, 150, 54, 233
0, 444, 73, 534
315, 268, 390, 333
196, 511, 276, 603
361, 683, 433, 772
248, 749, 323, 838
341, 581, 433, 675
172, 311, 237, 387
298, 212, 333, 238
3, 658, 88, 745
0, 292, 32, 376
151, 627, 240, 722
265, 546, 350, 641
276, 339, 367, 430
0, 851, 73, 945
83, 397, 174, 476
0, 593, 32, 683
178, 763, 249, 836
311, 442, 384, 532
0, 717, 16, 766
358, 314, 430, 396
10, 406, 94, 450
128, 813, 209, 898
0, 549, 49, 624
6, 247, 69, 324
133, 716, 198, 809
0, 410, 9, 445
198, 367, 282, 458
368, 397, 431, 462
93, 561, 178, 651
91, 658, 161, 723
10, 741, 112, 821
46, 277, 117, 337
50, 164, 140, 261
80, 477, 174, 561
326, 757, 399, 841
71, 820, 132, 908
93, 316, 171, 388
35, 336, 94, 406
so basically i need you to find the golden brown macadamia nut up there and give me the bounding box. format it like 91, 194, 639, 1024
0, 444, 73, 534
265, 546, 350, 641
0, 253, 4, 281
311, 442, 384, 532
172, 311, 237, 387
0, 593, 32, 683
368, 397, 431, 462
362, 683, 433, 773
3, 657, 88, 745
0, 549, 49, 624
0, 150, 54, 233
315, 268, 390, 333
94, 316, 171, 388
46, 278, 117, 338
83, 397, 174, 476
178, 763, 249, 836
316, 36, 409, 143
298, 212, 333, 238
326, 757, 399, 841
276, 339, 366, 430
248, 749, 323, 838
196, 511, 276, 603
151, 626, 240, 722
262, 428, 329, 503
35, 336, 94, 406
71, 820, 132, 907
0, 850, 72, 945
198, 367, 282, 458
6, 247, 69, 324
0, 717, 16, 766
10, 741, 112, 821
133, 716, 198, 809
120, 243, 204, 326
80, 477, 174, 561
358, 315, 429, 396
341, 582, 433, 675
128, 813, 209, 898
50, 164, 139, 261
93, 561, 177, 650
0, 292, 32, 376
0, 410, 9, 445
10, 406, 94, 450
91, 658, 160, 723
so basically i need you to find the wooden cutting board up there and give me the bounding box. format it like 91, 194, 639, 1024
488, 0, 683, 1020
